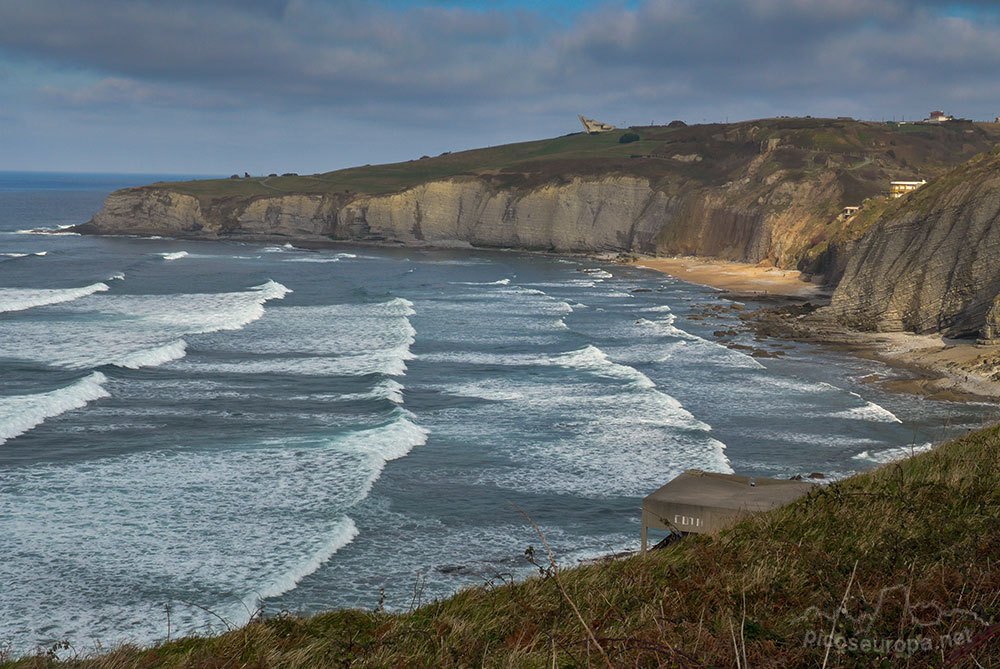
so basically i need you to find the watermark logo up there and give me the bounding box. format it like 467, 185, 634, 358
795, 584, 992, 657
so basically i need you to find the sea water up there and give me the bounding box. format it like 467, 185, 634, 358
1, 172, 996, 653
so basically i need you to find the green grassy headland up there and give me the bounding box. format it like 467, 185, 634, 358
149, 118, 1000, 206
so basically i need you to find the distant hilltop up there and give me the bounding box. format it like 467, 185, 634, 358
78, 116, 1000, 338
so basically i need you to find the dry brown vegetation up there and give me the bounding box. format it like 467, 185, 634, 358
6, 423, 1000, 667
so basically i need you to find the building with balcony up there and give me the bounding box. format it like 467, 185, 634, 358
890, 180, 927, 198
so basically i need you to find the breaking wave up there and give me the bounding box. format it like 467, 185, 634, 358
115, 340, 188, 370
0, 372, 109, 446
854, 443, 932, 463
0, 280, 291, 369
831, 397, 902, 423
247, 517, 359, 604
0, 281, 109, 314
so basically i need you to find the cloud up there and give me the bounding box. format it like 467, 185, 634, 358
2, 0, 1000, 172
2, 0, 1000, 120
0, 0, 551, 116
37, 77, 239, 109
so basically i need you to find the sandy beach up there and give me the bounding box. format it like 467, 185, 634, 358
630, 255, 825, 299
629, 255, 1000, 402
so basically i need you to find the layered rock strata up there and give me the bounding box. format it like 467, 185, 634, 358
828, 149, 1000, 339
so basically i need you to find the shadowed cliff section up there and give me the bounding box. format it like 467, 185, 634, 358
828, 146, 1000, 339
78, 118, 1000, 271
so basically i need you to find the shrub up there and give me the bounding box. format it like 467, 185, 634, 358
618, 132, 640, 144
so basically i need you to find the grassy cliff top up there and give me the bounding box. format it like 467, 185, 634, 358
8, 423, 1000, 667
146, 118, 1000, 205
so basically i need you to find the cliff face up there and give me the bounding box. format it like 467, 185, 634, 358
90, 189, 208, 236
87, 175, 774, 257
828, 149, 1000, 338
333, 176, 778, 258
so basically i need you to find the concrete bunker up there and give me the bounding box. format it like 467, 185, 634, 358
641, 469, 815, 552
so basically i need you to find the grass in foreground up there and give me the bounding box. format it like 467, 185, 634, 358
6, 425, 1000, 667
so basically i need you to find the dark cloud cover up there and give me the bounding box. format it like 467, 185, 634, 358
1, 0, 999, 172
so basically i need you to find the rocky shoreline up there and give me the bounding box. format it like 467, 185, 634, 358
627, 254, 1000, 403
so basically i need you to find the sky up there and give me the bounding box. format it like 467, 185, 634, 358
1, 0, 1000, 175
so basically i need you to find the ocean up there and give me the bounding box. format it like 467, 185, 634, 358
1, 171, 996, 654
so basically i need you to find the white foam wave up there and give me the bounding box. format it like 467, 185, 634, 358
375, 378, 405, 404
252, 279, 293, 301
175, 296, 415, 377
449, 367, 733, 497
523, 280, 598, 289
0, 280, 291, 369
0, 252, 43, 258
552, 344, 716, 435
15, 225, 79, 235
581, 269, 613, 279
418, 351, 547, 366
184, 348, 414, 378
645, 318, 765, 370
283, 257, 342, 263
0, 373, 109, 446
451, 278, 511, 286
641, 304, 674, 313
0, 412, 423, 650
0, 281, 109, 314
555, 345, 656, 389
158, 251, 189, 261
334, 378, 406, 403
351, 409, 429, 462
95, 280, 291, 336
249, 517, 359, 604
831, 401, 902, 423
854, 443, 932, 464
115, 339, 188, 369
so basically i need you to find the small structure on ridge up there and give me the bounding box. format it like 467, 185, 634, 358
579, 115, 616, 134
840, 205, 860, 221
924, 110, 954, 123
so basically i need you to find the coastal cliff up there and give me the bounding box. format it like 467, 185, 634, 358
80, 118, 1000, 275
828, 147, 1000, 339
88, 175, 778, 260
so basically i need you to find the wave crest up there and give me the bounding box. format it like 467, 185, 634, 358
0, 372, 109, 445
0, 282, 109, 314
